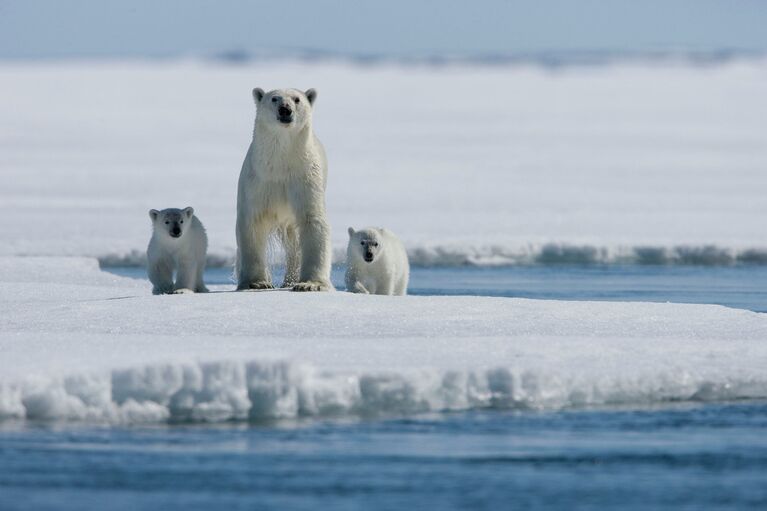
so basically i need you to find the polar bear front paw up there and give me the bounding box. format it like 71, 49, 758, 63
239, 281, 274, 291
292, 281, 332, 292
173, 288, 194, 294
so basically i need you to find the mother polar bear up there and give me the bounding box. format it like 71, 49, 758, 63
236, 87, 332, 292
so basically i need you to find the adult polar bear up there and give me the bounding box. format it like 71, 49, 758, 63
236, 87, 332, 292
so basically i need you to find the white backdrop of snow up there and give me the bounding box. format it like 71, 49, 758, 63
1, 257, 766, 423
2, 61, 767, 423
0, 60, 766, 265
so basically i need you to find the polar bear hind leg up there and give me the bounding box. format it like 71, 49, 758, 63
195, 267, 209, 293
394, 275, 408, 296
279, 224, 301, 288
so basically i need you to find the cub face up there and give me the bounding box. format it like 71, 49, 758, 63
149, 207, 194, 240
252, 87, 317, 131
348, 227, 382, 263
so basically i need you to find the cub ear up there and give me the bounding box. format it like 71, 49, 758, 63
183, 207, 194, 219
305, 88, 317, 105
149, 209, 159, 221
252, 88, 265, 103
347, 227, 355, 237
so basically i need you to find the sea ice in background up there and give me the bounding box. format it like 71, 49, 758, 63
0, 60, 765, 267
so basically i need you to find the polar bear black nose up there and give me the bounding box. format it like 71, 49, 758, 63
171, 226, 181, 237
278, 105, 292, 117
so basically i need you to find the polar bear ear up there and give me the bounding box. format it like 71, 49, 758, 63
347, 227, 355, 237
252, 88, 265, 103
149, 209, 159, 221
183, 207, 194, 219
305, 89, 317, 105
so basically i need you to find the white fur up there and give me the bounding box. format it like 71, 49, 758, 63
147, 207, 208, 295
345, 227, 409, 296
236, 87, 332, 292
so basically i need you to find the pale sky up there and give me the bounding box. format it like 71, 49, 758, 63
0, 0, 766, 59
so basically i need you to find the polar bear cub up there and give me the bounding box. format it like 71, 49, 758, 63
147, 207, 208, 295
345, 227, 409, 295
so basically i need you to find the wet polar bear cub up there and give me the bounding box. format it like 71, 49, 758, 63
236, 87, 332, 291
345, 227, 409, 295
147, 207, 208, 295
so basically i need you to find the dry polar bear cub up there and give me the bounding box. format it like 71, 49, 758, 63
236, 87, 332, 292
345, 227, 409, 295
147, 207, 208, 295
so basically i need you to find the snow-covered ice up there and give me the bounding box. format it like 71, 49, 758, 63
1, 60, 766, 266
1, 256, 767, 423
1, 60, 766, 423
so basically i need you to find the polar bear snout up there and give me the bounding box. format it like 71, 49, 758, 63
277, 105, 294, 124
169, 223, 182, 238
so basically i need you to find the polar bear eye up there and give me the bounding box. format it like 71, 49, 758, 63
271, 97, 278, 103
374, 243, 379, 247
180, 220, 184, 224
360, 241, 365, 245
165, 221, 169, 224
293, 97, 300, 104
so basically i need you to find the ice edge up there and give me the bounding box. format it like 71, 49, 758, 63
95, 243, 767, 269
2, 359, 765, 424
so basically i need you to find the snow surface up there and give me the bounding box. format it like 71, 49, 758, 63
1, 60, 766, 266
2, 60, 767, 423
2, 256, 767, 423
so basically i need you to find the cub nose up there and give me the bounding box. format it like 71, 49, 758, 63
171, 227, 181, 236
278, 105, 292, 117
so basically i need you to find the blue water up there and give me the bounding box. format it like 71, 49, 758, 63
109, 264, 767, 312
4, 264, 766, 510
2, 402, 767, 510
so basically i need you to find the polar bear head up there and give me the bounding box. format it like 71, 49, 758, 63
348, 227, 383, 263
252, 88, 317, 132
149, 207, 194, 240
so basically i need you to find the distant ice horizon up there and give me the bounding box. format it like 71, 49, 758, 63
4, 46, 766, 70
43, 47, 767, 69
